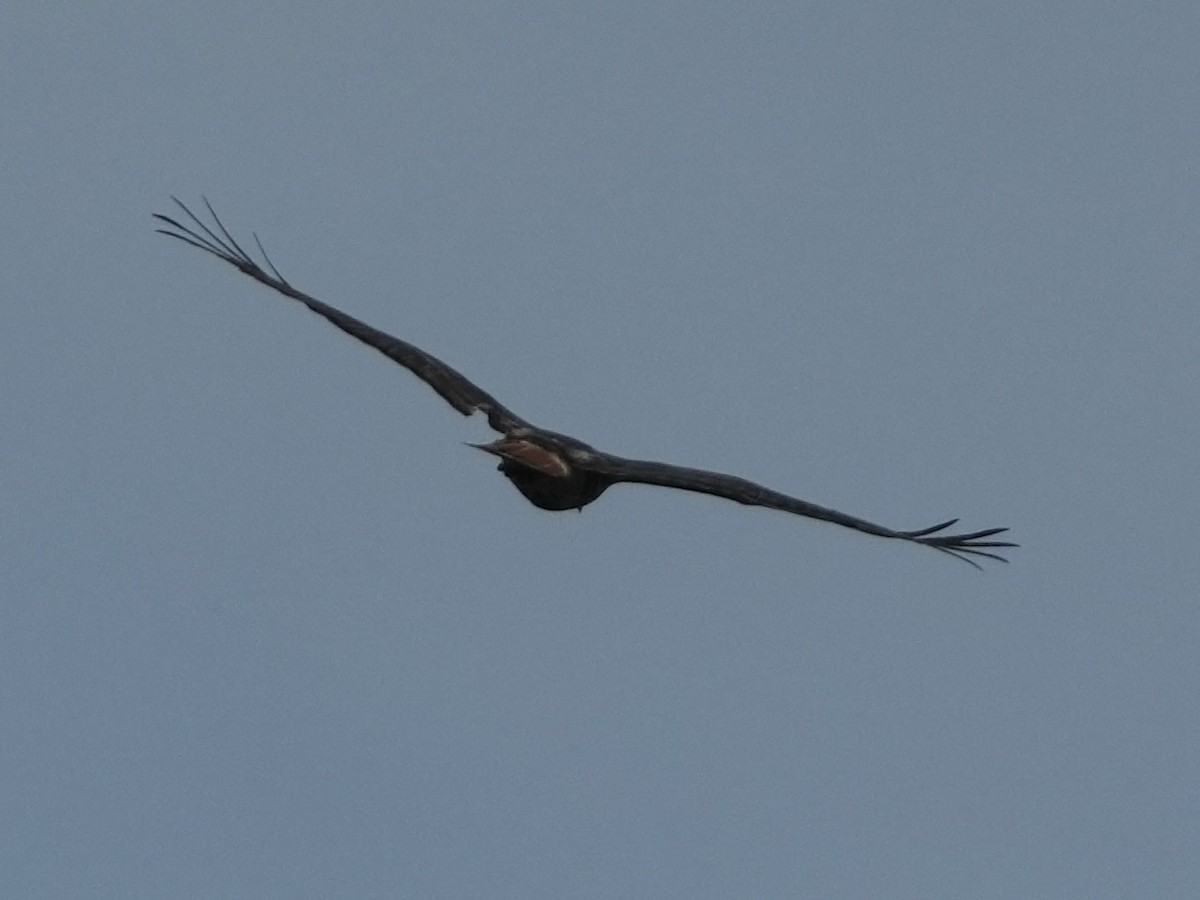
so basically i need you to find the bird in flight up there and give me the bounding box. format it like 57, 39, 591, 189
155, 199, 1015, 567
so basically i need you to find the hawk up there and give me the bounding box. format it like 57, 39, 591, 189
156, 199, 1015, 567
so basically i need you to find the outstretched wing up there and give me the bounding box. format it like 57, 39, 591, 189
582, 454, 1016, 567
154, 198, 531, 434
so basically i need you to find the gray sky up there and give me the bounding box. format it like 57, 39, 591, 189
4, 3, 1198, 897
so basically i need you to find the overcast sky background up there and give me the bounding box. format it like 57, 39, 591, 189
4, 3, 1198, 898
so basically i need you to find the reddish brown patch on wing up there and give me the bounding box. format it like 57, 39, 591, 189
498, 439, 572, 477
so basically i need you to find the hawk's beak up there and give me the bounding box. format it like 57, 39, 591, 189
465, 440, 503, 456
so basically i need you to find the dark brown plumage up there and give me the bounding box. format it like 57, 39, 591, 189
155, 199, 1016, 567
